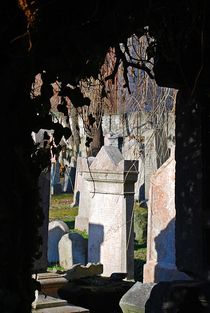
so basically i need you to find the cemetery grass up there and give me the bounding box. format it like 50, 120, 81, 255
49, 193, 88, 238
133, 202, 147, 282
49, 193, 78, 230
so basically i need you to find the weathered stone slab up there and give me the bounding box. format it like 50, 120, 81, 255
32, 294, 89, 313
48, 221, 69, 263
32, 294, 67, 309
143, 149, 190, 282
64, 263, 103, 281
119, 282, 155, 313
32, 307, 89, 313
58, 232, 87, 270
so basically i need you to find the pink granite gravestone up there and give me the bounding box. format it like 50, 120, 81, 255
143, 148, 190, 282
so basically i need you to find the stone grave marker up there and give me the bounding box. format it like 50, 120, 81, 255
58, 232, 88, 270
143, 148, 190, 282
48, 220, 69, 264
84, 146, 138, 279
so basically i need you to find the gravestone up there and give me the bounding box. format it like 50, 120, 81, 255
51, 159, 62, 195
104, 133, 123, 151
134, 157, 145, 204
143, 148, 190, 282
48, 220, 69, 264
62, 165, 76, 193
74, 157, 95, 232
144, 129, 158, 201
62, 157, 77, 193
71, 157, 83, 207
85, 146, 138, 279
58, 232, 87, 270
33, 169, 51, 272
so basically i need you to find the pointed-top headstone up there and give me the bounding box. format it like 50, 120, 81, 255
90, 146, 123, 171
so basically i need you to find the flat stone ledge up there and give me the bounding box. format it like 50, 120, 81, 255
32, 294, 89, 313
32, 304, 89, 313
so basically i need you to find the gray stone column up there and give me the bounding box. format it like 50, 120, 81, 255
84, 146, 138, 279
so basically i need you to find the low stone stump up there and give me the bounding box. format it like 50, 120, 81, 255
119, 280, 210, 313
58, 275, 134, 313
119, 282, 155, 313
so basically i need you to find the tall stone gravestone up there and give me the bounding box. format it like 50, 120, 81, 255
74, 156, 95, 232
144, 129, 158, 202
85, 146, 138, 279
51, 159, 62, 195
143, 148, 190, 282
33, 169, 51, 273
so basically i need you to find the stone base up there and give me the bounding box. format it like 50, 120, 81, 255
143, 260, 191, 283
35, 272, 68, 297
58, 275, 134, 313
74, 216, 89, 233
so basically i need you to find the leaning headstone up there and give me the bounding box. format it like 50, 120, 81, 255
119, 281, 155, 313
58, 232, 87, 270
33, 169, 51, 273
48, 220, 69, 264
143, 148, 190, 282
74, 157, 95, 232
86, 146, 138, 279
